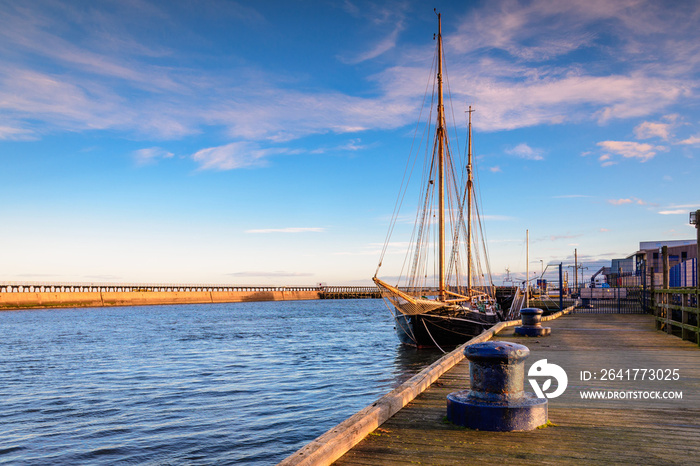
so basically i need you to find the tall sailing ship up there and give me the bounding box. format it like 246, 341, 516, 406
373, 13, 503, 348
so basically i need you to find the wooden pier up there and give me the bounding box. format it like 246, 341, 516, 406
282, 312, 700, 465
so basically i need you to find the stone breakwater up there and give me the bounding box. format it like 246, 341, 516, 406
0, 287, 321, 310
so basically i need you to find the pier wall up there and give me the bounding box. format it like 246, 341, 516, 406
0, 283, 442, 310
0, 289, 321, 310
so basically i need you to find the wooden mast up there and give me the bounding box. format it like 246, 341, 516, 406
467, 106, 474, 296
436, 12, 446, 301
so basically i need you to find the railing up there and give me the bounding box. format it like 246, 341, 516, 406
319, 286, 381, 299
0, 281, 321, 294
653, 287, 699, 345
505, 287, 524, 320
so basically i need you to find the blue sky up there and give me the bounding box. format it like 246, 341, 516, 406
1, 0, 699, 286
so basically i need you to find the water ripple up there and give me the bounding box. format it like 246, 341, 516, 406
0, 300, 444, 465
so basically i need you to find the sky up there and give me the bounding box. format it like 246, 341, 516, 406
1, 0, 699, 287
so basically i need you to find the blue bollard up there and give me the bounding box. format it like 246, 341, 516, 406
446, 341, 547, 431
515, 308, 551, 337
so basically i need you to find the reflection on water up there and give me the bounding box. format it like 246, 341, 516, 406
391, 345, 448, 386
0, 299, 445, 465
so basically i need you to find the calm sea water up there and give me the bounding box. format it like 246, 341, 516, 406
0, 299, 444, 465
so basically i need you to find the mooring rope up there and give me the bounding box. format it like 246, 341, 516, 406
381, 297, 419, 345
422, 318, 446, 354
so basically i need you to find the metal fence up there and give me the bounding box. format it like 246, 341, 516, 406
572, 271, 651, 314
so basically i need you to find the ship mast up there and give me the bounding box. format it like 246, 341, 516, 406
436, 12, 446, 301
467, 106, 474, 296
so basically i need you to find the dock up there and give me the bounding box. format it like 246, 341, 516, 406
282, 312, 700, 465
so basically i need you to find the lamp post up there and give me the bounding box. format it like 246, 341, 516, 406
691, 210, 699, 290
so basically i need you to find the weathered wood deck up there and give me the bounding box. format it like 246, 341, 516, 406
334, 313, 700, 465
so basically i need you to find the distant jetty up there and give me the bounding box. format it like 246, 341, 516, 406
0, 283, 383, 310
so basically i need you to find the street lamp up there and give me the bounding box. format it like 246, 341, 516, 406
691, 210, 699, 289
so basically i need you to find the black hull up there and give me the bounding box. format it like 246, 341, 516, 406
394, 312, 500, 348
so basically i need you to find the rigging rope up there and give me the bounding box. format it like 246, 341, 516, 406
422, 318, 446, 354
376, 40, 439, 278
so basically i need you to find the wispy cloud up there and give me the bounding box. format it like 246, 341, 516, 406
1, 0, 699, 153
192, 142, 274, 170
341, 22, 405, 64
338, 1, 408, 64
658, 203, 700, 215
607, 197, 649, 206
311, 138, 372, 154
663, 203, 700, 209
678, 135, 700, 145
597, 141, 665, 163
245, 227, 326, 234
658, 209, 688, 215
505, 143, 544, 161
608, 198, 633, 205
634, 121, 672, 140
435, 0, 699, 131
133, 147, 174, 166
0, 124, 34, 141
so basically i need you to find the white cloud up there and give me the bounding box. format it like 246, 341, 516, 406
133, 147, 174, 166
0, 0, 698, 150
608, 198, 633, 205
608, 197, 648, 206
192, 142, 271, 170
597, 141, 665, 162
664, 203, 700, 209
634, 121, 672, 140
678, 135, 700, 145
505, 143, 543, 161
0, 124, 33, 140
311, 138, 371, 154
340, 22, 405, 64
658, 209, 688, 215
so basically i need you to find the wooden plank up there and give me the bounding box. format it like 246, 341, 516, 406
334, 314, 700, 465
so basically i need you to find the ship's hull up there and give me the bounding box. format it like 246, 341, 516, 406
393, 311, 500, 348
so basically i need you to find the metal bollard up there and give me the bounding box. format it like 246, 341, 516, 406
515, 307, 551, 337
446, 341, 547, 431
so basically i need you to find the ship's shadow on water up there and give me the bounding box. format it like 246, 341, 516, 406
0, 299, 446, 466
390, 345, 449, 387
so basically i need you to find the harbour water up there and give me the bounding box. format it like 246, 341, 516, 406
0, 299, 444, 465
